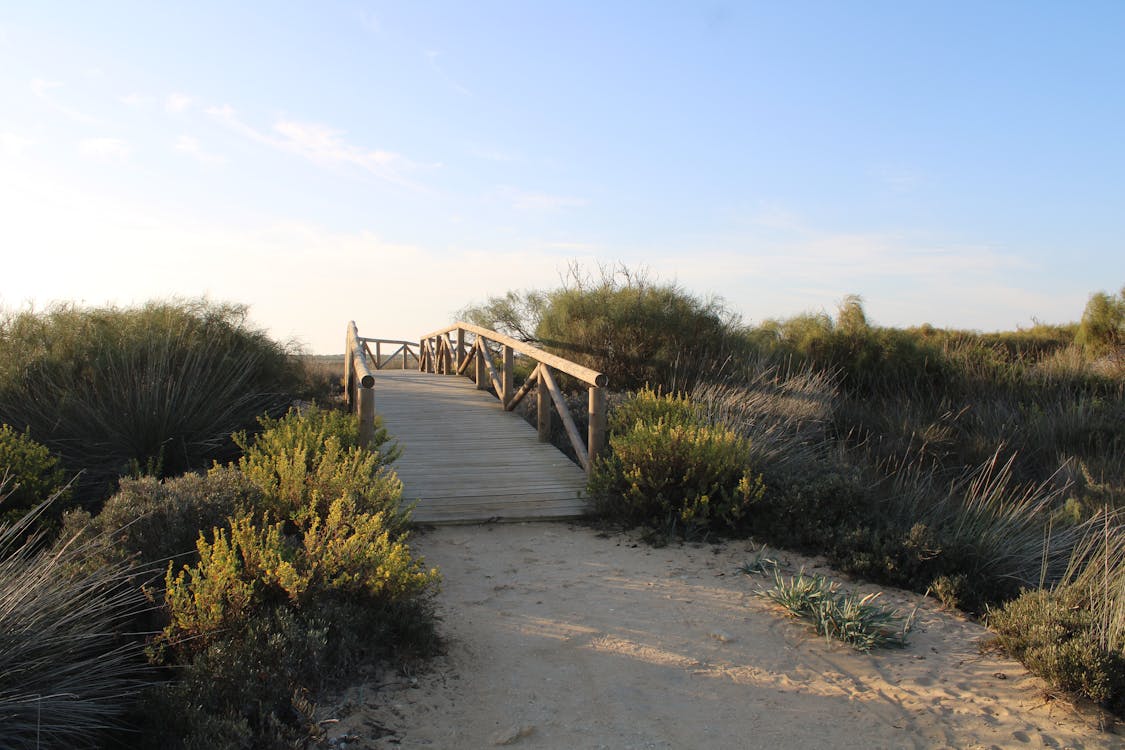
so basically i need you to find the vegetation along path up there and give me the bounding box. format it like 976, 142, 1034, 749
320, 522, 1117, 749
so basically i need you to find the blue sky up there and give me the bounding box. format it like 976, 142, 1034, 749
1, 2, 1122, 353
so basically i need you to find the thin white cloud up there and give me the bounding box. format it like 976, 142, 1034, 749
165, 92, 195, 113
79, 137, 130, 162
207, 105, 427, 186
500, 187, 588, 211
0, 132, 36, 156
30, 78, 101, 125
174, 135, 224, 165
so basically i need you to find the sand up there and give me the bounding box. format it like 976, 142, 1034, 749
319, 522, 1119, 750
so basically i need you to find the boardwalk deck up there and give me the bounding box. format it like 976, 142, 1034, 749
373, 370, 590, 524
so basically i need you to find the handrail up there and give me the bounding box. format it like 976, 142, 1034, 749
420, 321, 608, 387
358, 337, 421, 371
344, 321, 376, 446
416, 321, 608, 476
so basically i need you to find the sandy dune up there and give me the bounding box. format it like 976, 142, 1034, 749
320, 522, 1119, 750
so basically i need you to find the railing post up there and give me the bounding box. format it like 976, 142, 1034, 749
537, 365, 552, 442
358, 384, 375, 447
375, 341, 381, 370
474, 339, 487, 390
404, 343, 410, 370
588, 386, 607, 479
502, 345, 514, 406
456, 328, 465, 371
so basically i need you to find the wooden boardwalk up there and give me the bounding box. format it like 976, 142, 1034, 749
373, 370, 589, 524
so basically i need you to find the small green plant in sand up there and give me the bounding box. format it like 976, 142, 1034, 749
759, 568, 914, 651
737, 545, 778, 576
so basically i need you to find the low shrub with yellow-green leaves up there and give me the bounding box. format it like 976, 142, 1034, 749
158, 498, 437, 660
233, 406, 406, 529
590, 387, 765, 535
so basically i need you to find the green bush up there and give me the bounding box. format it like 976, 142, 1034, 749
232, 406, 405, 528
0, 300, 303, 508
608, 386, 701, 435
61, 468, 260, 569
989, 584, 1125, 714
0, 424, 70, 527
158, 498, 437, 661
1076, 287, 1124, 354
591, 391, 765, 535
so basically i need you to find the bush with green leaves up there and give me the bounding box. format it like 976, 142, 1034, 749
591, 390, 765, 535
61, 467, 261, 570
989, 583, 1125, 714
0, 496, 151, 749
232, 405, 405, 529
0, 300, 304, 508
158, 500, 436, 658
1076, 287, 1125, 354
0, 423, 70, 527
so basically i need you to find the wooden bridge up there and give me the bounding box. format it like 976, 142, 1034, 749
343, 322, 608, 524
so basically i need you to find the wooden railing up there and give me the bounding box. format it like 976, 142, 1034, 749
356, 336, 421, 371
344, 321, 377, 446
418, 321, 608, 477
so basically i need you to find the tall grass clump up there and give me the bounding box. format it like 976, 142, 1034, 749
0, 300, 304, 508
0, 492, 152, 749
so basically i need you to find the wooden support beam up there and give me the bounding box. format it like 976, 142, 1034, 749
537, 366, 552, 443
587, 386, 607, 479
358, 385, 375, 447
540, 365, 589, 471
504, 364, 540, 411
456, 343, 477, 375
502, 344, 514, 407
474, 338, 488, 389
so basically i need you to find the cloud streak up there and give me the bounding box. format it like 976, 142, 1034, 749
206, 106, 425, 187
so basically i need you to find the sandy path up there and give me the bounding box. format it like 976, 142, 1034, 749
321, 523, 1118, 750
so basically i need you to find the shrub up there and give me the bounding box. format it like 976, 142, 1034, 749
232, 406, 405, 528
0, 424, 70, 527
989, 584, 1125, 714
158, 499, 437, 661
1076, 288, 1125, 354
61, 468, 260, 570
607, 386, 701, 435
591, 391, 765, 535
0, 300, 303, 508
0, 496, 151, 749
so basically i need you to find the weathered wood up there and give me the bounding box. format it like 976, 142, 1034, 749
539, 364, 590, 471
587, 386, 607, 479
473, 338, 487, 389
351, 344, 375, 389
456, 328, 466, 371
358, 384, 375, 446
456, 344, 476, 375
478, 339, 504, 395
502, 345, 514, 406
504, 364, 540, 411
374, 370, 588, 523
421, 321, 607, 387
537, 365, 552, 442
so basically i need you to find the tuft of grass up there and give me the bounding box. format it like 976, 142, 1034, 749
759, 568, 913, 651
0, 491, 153, 749
737, 545, 778, 576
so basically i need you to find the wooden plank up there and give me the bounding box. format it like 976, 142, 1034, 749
374, 369, 589, 524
